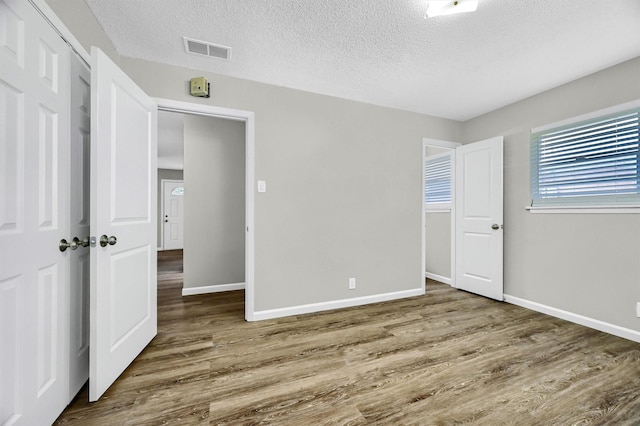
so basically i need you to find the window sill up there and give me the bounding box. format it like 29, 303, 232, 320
425, 208, 452, 213
526, 205, 640, 214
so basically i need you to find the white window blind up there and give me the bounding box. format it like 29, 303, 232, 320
531, 108, 640, 206
425, 152, 452, 207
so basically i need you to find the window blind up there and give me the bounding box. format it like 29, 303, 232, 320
425, 153, 452, 205
531, 108, 640, 206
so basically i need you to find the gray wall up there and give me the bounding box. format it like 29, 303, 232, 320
461, 57, 640, 331
117, 57, 460, 312
44, 0, 461, 312
183, 115, 246, 288
44, 0, 120, 65
45, 1, 640, 332
425, 212, 451, 279
157, 169, 184, 248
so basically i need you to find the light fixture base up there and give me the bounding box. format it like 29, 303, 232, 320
425, 0, 479, 18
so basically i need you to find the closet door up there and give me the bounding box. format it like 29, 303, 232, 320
0, 0, 71, 424
68, 52, 91, 402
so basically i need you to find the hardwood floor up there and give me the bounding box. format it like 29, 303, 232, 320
56, 250, 640, 425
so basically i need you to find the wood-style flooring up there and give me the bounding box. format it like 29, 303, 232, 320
56, 250, 640, 425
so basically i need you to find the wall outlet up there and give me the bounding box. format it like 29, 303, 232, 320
636, 302, 640, 318
348, 278, 356, 290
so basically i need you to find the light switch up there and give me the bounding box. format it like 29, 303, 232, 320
257, 180, 266, 193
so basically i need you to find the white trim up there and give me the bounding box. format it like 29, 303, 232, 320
159, 179, 184, 251
154, 98, 256, 322
251, 288, 425, 321
182, 282, 245, 296
450, 148, 456, 288
425, 273, 452, 285
422, 138, 462, 150
526, 206, 640, 214
155, 98, 250, 121
531, 99, 640, 134
504, 294, 640, 344
421, 141, 426, 294
425, 208, 452, 213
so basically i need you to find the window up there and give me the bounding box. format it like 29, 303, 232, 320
425, 152, 452, 209
530, 107, 640, 207
171, 187, 184, 196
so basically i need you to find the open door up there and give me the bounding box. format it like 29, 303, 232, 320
455, 136, 503, 300
89, 47, 158, 401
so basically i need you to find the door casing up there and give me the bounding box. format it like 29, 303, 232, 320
155, 99, 256, 321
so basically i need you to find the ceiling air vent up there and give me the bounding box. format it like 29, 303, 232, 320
183, 37, 231, 61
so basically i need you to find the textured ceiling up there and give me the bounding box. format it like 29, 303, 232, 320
85, 0, 640, 121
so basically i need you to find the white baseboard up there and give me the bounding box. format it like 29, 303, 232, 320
504, 294, 640, 344
250, 288, 425, 321
425, 272, 452, 285
182, 282, 245, 296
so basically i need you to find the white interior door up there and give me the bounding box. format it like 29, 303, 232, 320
162, 180, 184, 250
0, 0, 71, 424
90, 46, 158, 401
68, 51, 91, 401
455, 136, 503, 300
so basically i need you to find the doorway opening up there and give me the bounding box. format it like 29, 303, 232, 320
156, 98, 256, 321
422, 138, 460, 288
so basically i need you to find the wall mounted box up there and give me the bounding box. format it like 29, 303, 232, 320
190, 77, 210, 98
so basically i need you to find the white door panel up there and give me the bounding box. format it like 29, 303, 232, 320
0, 0, 70, 424
90, 47, 157, 402
462, 150, 492, 219
455, 137, 503, 301
68, 52, 91, 401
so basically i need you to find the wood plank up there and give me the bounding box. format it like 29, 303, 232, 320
55, 250, 640, 424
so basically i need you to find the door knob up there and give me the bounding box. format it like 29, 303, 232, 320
59, 238, 79, 252
100, 235, 117, 247
491, 224, 500, 230
74, 236, 90, 247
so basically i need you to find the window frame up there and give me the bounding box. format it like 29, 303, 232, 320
529, 100, 640, 213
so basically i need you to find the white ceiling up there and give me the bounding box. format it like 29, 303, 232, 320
85, 0, 640, 121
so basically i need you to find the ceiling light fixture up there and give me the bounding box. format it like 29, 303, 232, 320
425, 0, 479, 18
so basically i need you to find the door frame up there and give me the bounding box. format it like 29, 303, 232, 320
155, 98, 256, 321
422, 138, 461, 288
159, 179, 184, 251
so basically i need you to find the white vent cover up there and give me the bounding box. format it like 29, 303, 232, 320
183, 37, 231, 60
